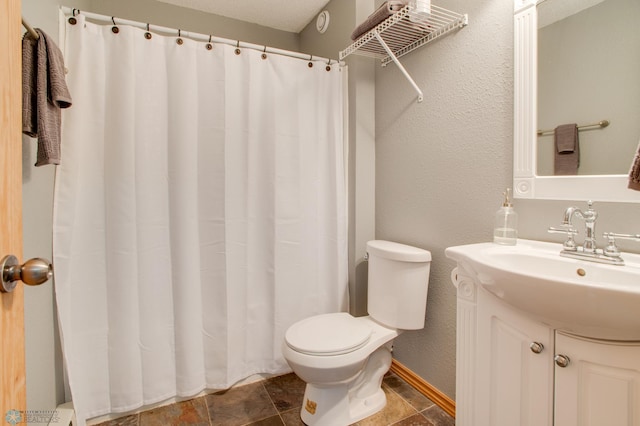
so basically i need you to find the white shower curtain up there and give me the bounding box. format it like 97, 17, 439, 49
54, 14, 347, 424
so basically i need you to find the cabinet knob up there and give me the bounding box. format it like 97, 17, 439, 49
529, 342, 544, 354
554, 354, 570, 368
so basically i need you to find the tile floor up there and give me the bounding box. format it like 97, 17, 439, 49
94, 372, 455, 426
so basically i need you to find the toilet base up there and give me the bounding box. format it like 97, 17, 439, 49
349, 387, 386, 423
298, 345, 392, 426
300, 383, 386, 426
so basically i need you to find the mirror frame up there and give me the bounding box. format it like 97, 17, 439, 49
513, 0, 640, 202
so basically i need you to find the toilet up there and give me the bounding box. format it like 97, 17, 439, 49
282, 240, 431, 426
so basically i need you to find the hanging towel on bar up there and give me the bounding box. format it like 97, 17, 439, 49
628, 140, 640, 190
22, 28, 72, 166
350, 1, 408, 41
554, 123, 579, 175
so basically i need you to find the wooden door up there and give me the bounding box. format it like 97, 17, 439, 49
0, 0, 26, 420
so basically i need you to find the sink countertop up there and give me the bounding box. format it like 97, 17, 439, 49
446, 239, 640, 341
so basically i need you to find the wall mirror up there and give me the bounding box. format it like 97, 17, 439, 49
513, 0, 640, 202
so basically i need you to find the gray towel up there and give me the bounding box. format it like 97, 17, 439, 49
350, 1, 408, 41
628, 140, 640, 190
22, 28, 72, 167
554, 124, 579, 175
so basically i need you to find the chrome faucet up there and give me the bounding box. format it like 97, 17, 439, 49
562, 201, 598, 253
549, 201, 625, 265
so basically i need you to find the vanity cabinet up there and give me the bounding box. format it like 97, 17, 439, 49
453, 268, 640, 426
475, 289, 554, 426
554, 332, 640, 426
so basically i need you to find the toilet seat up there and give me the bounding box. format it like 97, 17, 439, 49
285, 313, 372, 356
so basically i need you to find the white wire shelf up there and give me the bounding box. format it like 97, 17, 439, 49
340, 4, 468, 102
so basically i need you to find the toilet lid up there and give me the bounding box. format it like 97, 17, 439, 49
285, 312, 372, 356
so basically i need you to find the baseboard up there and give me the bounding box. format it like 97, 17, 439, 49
390, 359, 456, 418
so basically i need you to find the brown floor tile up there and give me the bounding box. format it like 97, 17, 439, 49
420, 404, 455, 426
262, 373, 306, 413
93, 414, 139, 426
383, 373, 435, 412
245, 414, 285, 426
139, 398, 209, 426
206, 381, 278, 426
391, 413, 434, 426
93, 369, 455, 426
279, 408, 305, 426
354, 385, 418, 426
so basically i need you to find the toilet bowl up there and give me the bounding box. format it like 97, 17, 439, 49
282, 240, 431, 426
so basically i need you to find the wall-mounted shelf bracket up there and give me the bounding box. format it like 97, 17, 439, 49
340, 4, 468, 103
373, 31, 424, 102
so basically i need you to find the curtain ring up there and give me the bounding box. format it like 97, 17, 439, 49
144, 23, 152, 40
308, 55, 314, 68
111, 17, 119, 34
326, 59, 332, 72
206, 35, 213, 50
176, 29, 183, 45
261, 46, 267, 60
235, 40, 241, 55
69, 9, 78, 25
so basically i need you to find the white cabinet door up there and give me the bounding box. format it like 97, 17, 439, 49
555, 332, 640, 426
476, 289, 554, 426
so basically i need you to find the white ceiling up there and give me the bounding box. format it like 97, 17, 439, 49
156, 0, 332, 33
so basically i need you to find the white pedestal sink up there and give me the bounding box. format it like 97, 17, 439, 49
445, 239, 640, 340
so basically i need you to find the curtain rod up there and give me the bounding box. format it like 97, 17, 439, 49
60, 6, 343, 66
22, 16, 40, 39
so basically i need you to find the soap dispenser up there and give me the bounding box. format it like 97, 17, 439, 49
493, 188, 518, 245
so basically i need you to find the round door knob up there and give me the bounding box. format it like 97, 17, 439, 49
554, 354, 570, 368
1, 255, 53, 293
530, 342, 544, 354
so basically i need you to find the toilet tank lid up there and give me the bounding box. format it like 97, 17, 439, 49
367, 240, 431, 262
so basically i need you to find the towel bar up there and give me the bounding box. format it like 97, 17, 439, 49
537, 119, 610, 137
22, 16, 39, 39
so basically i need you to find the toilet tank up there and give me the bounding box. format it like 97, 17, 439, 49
366, 240, 431, 330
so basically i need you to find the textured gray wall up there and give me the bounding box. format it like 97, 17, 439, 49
375, 0, 514, 398
84, 0, 300, 52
